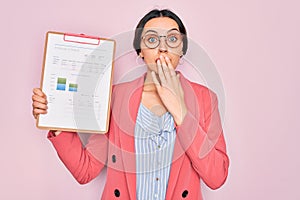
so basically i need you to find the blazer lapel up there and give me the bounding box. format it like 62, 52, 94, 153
117, 75, 144, 200
165, 136, 185, 199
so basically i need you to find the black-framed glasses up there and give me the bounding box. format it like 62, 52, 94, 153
142, 30, 183, 49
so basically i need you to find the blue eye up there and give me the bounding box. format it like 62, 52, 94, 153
168, 35, 178, 43
148, 37, 158, 43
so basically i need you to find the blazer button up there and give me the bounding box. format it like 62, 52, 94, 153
182, 190, 188, 198
114, 189, 120, 197
112, 155, 116, 163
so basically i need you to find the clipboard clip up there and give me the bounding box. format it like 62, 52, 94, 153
64, 33, 100, 45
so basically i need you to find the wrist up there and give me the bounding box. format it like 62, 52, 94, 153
174, 106, 187, 126
49, 130, 62, 137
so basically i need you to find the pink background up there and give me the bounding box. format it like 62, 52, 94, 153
1, 0, 299, 199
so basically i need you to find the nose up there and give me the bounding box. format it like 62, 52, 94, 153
158, 37, 168, 53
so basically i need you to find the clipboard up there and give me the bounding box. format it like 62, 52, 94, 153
37, 31, 116, 134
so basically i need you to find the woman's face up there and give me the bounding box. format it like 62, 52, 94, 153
139, 17, 183, 73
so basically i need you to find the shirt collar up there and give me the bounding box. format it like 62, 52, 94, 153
136, 104, 175, 139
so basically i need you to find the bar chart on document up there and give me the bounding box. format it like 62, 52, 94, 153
38, 32, 115, 133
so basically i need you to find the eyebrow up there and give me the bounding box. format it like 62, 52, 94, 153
167, 28, 180, 33
144, 28, 180, 35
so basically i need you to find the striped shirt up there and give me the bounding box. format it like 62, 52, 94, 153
135, 103, 176, 200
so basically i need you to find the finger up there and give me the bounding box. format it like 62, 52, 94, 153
33, 108, 47, 117
165, 56, 176, 77
32, 110, 40, 119
156, 58, 166, 85
151, 71, 163, 94
32, 109, 36, 118
33, 111, 38, 119
165, 56, 178, 88
151, 71, 161, 86
177, 74, 184, 95
33, 88, 46, 98
32, 101, 48, 110
160, 56, 172, 83
32, 94, 48, 104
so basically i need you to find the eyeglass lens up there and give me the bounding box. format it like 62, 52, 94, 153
143, 31, 182, 49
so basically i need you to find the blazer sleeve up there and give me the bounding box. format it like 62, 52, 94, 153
48, 131, 109, 184
176, 86, 229, 190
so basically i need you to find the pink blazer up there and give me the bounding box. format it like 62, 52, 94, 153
48, 73, 229, 200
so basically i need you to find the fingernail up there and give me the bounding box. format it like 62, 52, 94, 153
165, 56, 170, 61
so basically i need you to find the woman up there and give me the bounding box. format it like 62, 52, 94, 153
32, 9, 229, 200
